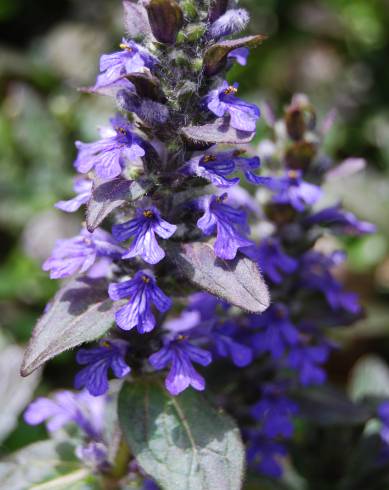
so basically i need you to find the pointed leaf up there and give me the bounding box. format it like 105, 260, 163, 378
118, 380, 245, 490
167, 241, 270, 313
182, 118, 255, 146
21, 278, 124, 376
86, 177, 150, 232
204, 35, 267, 76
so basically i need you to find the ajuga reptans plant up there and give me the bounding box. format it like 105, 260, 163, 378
15, 1, 388, 489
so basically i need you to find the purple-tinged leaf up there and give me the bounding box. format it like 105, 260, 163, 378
21, 278, 125, 377
167, 241, 270, 313
182, 118, 255, 146
326, 158, 366, 181
123, 0, 152, 40
145, 0, 184, 45
86, 177, 151, 232
204, 35, 266, 76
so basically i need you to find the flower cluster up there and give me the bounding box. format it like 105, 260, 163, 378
23, 0, 377, 485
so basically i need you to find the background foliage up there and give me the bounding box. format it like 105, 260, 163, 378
1, 0, 389, 486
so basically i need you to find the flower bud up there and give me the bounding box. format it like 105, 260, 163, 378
145, 0, 184, 45
285, 141, 317, 171
209, 9, 250, 39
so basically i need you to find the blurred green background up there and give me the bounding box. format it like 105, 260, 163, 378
1, 0, 389, 470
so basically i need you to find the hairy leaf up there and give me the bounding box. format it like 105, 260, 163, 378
0, 440, 98, 490
0, 344, 41, 443
182, 118, 255, 146
204, 35, 267, 76
86, 177, 149, 231
167, 241, 270, 313
21, 278, 123, 376
118, 380, 245, 490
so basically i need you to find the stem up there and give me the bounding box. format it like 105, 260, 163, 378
110, 436, 132, 480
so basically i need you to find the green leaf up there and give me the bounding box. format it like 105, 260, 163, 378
21, 277, 124, 376
0, 344, 41, 443
348, 355, 389, 401
0, 440, 97, 490
118, 380, 245, 490
166, 241, 270, 313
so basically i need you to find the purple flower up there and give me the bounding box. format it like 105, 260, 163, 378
112, 206, 177, 264
43, 228, 124, 279
149, 339, 212, 396
305, 205, 376, 235
228, 47, 250, 66
109, 270, 172, 333
300, 251, 361, 314
187, 292, 220, 321
378, 402, 389, 460
183, 149, 261, 188
213, 322, 253, 367
55, 178, 92, 213
243, 238, 297, 284
250, 304, 300, 359
197, 194, 252, 260
93, 39, 156, 91
260, 170, 322, 211
205, 81, 260, 132
74, 114, 145, 181
251, 384, 298, 438
287, 342, 330, 386
247, 432, 287, 478
209, 9, 250, 38
75, 339, 131, 396
76, 442, 109, 471
24, 390, 105, 439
